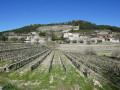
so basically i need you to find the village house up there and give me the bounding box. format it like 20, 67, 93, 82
63, 33, 88, 43
98, 36, 105, 42
108, 38, 120, 43
25, 35, 45, 43
91, 38, 99, 43
64, 33, 79, 41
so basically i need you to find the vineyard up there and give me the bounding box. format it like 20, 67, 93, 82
0, 43, 120, 90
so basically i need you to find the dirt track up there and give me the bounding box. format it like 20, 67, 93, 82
0, 84, 3, 90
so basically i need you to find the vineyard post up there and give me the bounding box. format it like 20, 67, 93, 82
97, 58, 99, 81
65, 64, 67, 75
16, 49, 19, 69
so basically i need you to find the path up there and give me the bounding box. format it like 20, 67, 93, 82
0, 84, 3, 90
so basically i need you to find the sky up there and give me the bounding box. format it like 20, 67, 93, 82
0, 0, 120, 32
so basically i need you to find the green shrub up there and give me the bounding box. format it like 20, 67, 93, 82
39, 32, 46, 36
3, 84, 18, 90
10, 38, 18, 42
72, 40, 77, 43
79, 40, 83, 43
52, 38, 65, 41
97, 40, 102, 43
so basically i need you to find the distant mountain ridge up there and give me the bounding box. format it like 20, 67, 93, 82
1, 20, 120, 34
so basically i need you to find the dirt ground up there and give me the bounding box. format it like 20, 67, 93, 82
57, 43, 120, 57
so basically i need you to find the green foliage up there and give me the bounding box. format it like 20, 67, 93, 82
87, 41, 91, 45
39, 32, 46, 36
19, 38, 25, 43
1, 20, 120, 35
97, 40, 102, 43
2, 84, 19, 90
69, 30, 80, 33
51, 32, 56, 41
52, 38, 65, 41
0, 34, 8, 42
91, 40, 95, 42
63, 40, 70, 43
79, 40, 84, 43
72, 40, 77, 43
47, 20, 120, 32
3, 24, 42, 34
67, 20, 120, 32
0, 50, 119, 90
10, 38, 18, 42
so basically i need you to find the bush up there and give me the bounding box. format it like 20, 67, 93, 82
39, 32, 46, 36
64, 40, 70, 43
91, 40, 95, 42
52, 38, 65, 41
87, 41, 91, 45
79, 40, 83, 43
10, 38, 18, 42
19, 38, 25, 43
72, 40, 77, 43
97, 40, 102, 43
0, 34, 8, 42
3, 84, 18, 90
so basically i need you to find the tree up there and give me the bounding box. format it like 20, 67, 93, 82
0, 34, 8, 42
39, 32, 46, 36
10, 38, 18, 42
19, 38, 25, 43
97, 40, 102, 43
51, 32, 56, 41
72, 40, 77, 43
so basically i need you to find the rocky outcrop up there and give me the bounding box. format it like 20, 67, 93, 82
37, 25, 79, 32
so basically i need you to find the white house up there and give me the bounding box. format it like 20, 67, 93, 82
63, 33, 89, 43
63, 33, 73, 38
108, 38, 120, 43
31, 32, 37, 35
64, 33, 80, 41
91, 38, 99, 43
79, 36, 88, 41
98, 37, 105, 42
25, 35, 45, 43
112, 39, 120, 43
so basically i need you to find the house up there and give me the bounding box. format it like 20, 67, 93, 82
63, 33, 89, 43
108, 38, 120, 43
63, 33, 73, 38
31, 32, 37, 35
64, 33, 80, 41
25, 35, 45, 43
98, 36, 105, 42
68, 33, 79, 41
79, 36, 88, 41
91, 38, 99, 43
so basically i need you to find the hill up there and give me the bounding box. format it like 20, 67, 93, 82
0, 20, 120, 34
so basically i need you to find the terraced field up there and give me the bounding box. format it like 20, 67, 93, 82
0, 43, 120, 90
